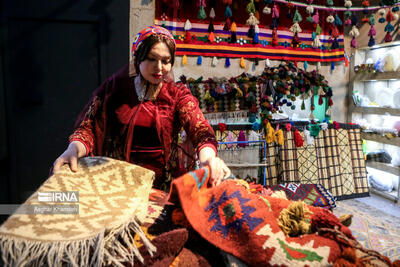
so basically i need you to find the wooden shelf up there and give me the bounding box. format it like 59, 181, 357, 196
366, 161, 400, 176
370, 187, 399, 202
350, 105, 400, 116
354, 71, 400, 82
361, 132, 400, 147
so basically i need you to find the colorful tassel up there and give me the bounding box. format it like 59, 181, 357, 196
368, 36, 375, 47
331, 61, 335, 71
253, 33, 259, 43
266, 58, 271, 67
304, 61, 308, 70
230, 32, 237, 43
211, 56, 218, 67
182, 55, 188, 65
209, 7, 216, 19
265, 122, 275, 144
315, 24, 322, 35
385, 22, 394, 32
198, 5, 206, 20
208, 21, 214, 32
385, 32, 392, 42
240, 57, 246, 68
369, 25, 376, 36
184, 19, 192, 31
304, 129, 314, 145
197, 56, 202, 65
184, 31, 192, 43
294, 129, 304, 147
225, 57, 231, 67
293, 9, 302, 23
369, 14, 376, 25
208, 32, 215, 43
238, 130, 247, 147
313, 11, 319, 24
231, 22, 237, 32
225, 5, 232, 17
276, 129, 284, 145
334, 13, 342, 26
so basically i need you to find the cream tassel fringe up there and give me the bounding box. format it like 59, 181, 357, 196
0, 217, 156, 267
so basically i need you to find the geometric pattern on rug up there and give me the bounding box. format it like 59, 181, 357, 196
267, 183, 336, 209
336, 129, 356, 196
333, 198, 400, 261
0, 156, 155, 241
347, 129, 369, 195
297, 132, 319, 184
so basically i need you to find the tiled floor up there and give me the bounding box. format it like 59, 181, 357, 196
354, 192, 400, 218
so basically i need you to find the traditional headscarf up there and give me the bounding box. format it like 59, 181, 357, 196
131, 25, 176, 58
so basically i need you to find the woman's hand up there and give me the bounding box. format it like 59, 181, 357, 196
52, 141, 87, 174
199, 147, 231, 187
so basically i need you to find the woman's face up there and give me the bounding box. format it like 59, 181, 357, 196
139, 41, 172, 85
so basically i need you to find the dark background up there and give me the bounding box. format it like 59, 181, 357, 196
0, 0, 128, 215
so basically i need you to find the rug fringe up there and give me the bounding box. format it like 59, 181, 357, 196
0, 217, 156, 267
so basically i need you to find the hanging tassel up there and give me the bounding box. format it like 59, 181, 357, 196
253, 32, 259, 43
265, 122, 275, 144
266, 58, 271, 67
312, 31, 316, 40
385, 32, 392, 42
313, 11, 319, 24
312, 35, 321, 48
208, 31, 215, 43
197, 56, 202, 65
304, 61, 308, 70
247, 25, 255, 38
231, 22, 237, 32
319, 94, 324, 105
182, 55, 188, 65
351, 37, 357, 48
230, 31, 237, 43
272, 4, 279, 19
198, 5, 206, 20
225, 5, 233, 18
368, 36, 375, 47
385, 22, 394, 32
276, 129, 284, 145
316, 62, 321, 72
208, 21, 215, 32
209, 7, 216, 19
304, 129, 314, 145
369, 25, 376, 36
263, 6, 271, 15
331, 61, 335, 71
334, 13, 342, 26
301, 99, 306, 109
184, 30, 192, 43
294, 129, 304, 147
306, 5, 314, 14
223, 18, 231, 31
315, 24, 322, 35
225, 57, 231, 67
326, 0, 334, 6
240, 57, 246, 68
387, 10, 394, 22
293, 9, 302, 23
184, 19, 192, 31
369, 14, 376, 25
211, 56, 218, 67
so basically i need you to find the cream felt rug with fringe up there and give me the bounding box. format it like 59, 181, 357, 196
0, 156, 156, 267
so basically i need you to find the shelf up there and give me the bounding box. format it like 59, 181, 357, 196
366, 161, 400, 176
361, 132, 400, 147
370, 187, 399, 202
358, 41, 400, 51
354, 71, 400, 81
350, 105, 400, 116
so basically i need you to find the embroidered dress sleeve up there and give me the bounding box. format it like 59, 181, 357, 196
68, 79, 109, 156
176, 83, 218, 154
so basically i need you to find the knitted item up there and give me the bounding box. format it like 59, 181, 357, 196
0, 157, 155, 266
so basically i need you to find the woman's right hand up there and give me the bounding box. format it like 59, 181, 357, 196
52, 141, 87, 174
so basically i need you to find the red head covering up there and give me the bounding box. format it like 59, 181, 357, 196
131, 25, 176, 58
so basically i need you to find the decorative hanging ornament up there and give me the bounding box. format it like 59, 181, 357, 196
344, 0, 352, 7
184, 19, 192, 31
312, 11, 319, 24
211, 56, 218, 67
225, 5, 233, 18
293, 9, 302, 23
198, 5, 206, 20
246, 13, 260, 25
208, 31, 215, 43
209, 7, 216, 19
266, 58, 271, 67
263, 6, 271, 15
225, 57, 231, 67
197, 56, 202, 65
182, 55, 188, 65
306, 5, 314, 14
240, 57, 246, 68
246, 0, 256, 14
208, 21, 214, 33
312, 35, 321, 48
326, 15, 335, 24
290, 22, 302, 33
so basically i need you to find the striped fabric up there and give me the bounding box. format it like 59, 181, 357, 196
264, 127, 369, 200
155, 20, 345, 62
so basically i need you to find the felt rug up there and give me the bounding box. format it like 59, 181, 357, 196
169, 167, 352, 267
334, 198, 400, 261
0, 156, 155, 266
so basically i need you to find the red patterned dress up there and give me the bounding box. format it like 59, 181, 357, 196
69, 65, 217, 190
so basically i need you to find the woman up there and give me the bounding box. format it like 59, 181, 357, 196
53, 25, 230, 190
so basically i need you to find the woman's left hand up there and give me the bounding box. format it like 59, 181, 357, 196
200, 156, 231, 187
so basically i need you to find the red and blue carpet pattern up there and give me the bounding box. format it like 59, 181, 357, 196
266, 183, 336, 210
168, 168, 345, 266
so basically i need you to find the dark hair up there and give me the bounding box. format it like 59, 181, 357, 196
134, 35, 175, 74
